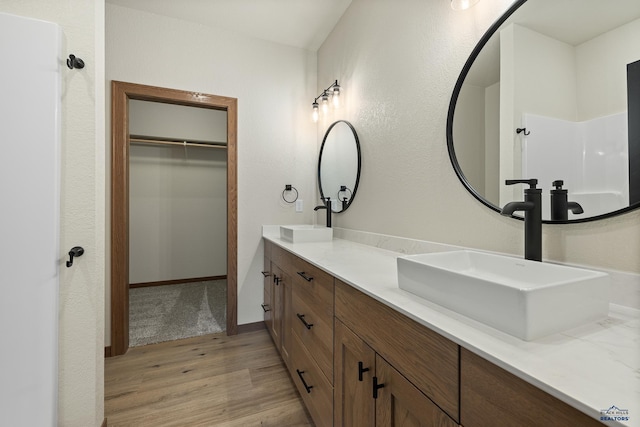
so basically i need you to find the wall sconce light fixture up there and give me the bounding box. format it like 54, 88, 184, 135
451, 0, 479, 10
312, 80, 341, 122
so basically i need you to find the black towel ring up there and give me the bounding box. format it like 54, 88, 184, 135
282, 185, 298, 204
338, 185, 352, 201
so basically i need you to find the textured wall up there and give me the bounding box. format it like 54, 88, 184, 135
106, 4, 318, 330
318, 0, 640, 273
0, 1, 105, 426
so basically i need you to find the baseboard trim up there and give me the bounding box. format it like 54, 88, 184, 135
102, 417, 107, 427
104, 346, 112, 358
130, 275, 226, 289
237, 321, 266, 334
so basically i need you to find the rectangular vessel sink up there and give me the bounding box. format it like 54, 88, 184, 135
397, 250, 609, 341
280, 225, 333, 243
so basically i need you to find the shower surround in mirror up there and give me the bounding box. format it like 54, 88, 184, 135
522, 112, 628, 219
129, 280, 227, 347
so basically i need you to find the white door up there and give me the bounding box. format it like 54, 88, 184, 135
0, 12, 61, 426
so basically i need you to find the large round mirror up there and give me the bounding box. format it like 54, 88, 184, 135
447, 0, 640, 223
318, 120, 361, 213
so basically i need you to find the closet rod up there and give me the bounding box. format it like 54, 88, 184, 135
129, 136, 227, 149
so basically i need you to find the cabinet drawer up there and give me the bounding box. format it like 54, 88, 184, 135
292, 291, 333, 383
335, 280, 460, 423
264, 239, 272, 260
292, 258, 334, 315
291, 332, 333, 427
461, 348, 604, 427
271, 243, 298, 271
263, 282, 272, 332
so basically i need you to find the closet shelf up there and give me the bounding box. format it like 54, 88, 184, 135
129, 135, 227, 149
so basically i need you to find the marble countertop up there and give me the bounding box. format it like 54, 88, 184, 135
263, 226, 639, 427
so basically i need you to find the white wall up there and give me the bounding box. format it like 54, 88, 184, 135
129, 145, 228, 283
454, 84, 486, 195
128, 101, 228, 283
0, 1, 105, 426
485, 81, 500, 204
510, 24, 578, 122
106, 4, 317, 333
318, 0, 640, 273
129, 100, 228, 144
576, 17, 640, 121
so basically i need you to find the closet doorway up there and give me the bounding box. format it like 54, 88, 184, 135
110, 81, 238, 357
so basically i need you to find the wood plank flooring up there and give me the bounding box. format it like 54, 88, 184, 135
105, 330, 313, 426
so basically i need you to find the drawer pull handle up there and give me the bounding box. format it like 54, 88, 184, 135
297, 271, 314, 282
296, 313, 314, 330
261, 304, 270, 312
358, 361, 370, 382
372, 376, 385, 399
296, 369, 313, 393
273, 275, 280, 285
261, 271, 271, 277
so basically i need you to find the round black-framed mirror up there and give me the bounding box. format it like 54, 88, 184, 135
447, 0, 640, 224
318, 120, 361, 213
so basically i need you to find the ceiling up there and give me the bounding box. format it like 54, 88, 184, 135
106, 0, 353, 51
466, 0, 640, 87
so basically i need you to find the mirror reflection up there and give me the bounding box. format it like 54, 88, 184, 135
449, 0, 640, 222
318, 120, 361, 213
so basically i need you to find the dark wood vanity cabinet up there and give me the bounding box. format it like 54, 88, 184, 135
264, 241, 605, 427
334, 318, 376, 426
263, 241, 334, 427
263, 241, 292, 366
460, 348, 605, 427
289, 251, 335, 426
334, 319, 457, 427
335, 280, 460, 426
262, 246, 273, 340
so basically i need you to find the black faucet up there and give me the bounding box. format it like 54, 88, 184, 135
314, 197, 332, 228
550, 180, 583, 221
501, 179, 542, 262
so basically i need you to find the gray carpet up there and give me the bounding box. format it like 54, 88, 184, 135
129, 280, 227, 347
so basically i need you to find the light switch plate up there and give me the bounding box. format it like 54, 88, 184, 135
295, 199, 303, 212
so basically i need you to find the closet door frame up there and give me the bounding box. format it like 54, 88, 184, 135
110, 81, 238, 357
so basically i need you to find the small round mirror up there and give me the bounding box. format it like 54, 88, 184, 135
318, 120, 361, 213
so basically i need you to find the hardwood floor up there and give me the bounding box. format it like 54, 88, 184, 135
105, 330, 313, 426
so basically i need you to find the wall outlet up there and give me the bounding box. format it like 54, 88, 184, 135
295, 199, 303, 212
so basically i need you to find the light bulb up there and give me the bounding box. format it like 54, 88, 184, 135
321, 93, 329, 114
451, 0, 479, 10
312, 102, 319, 122
332, 85, 341, 107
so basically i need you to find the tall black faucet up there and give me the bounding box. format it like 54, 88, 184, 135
501, 179, 542, 262
550, 180, 584, 221
314, 197, 332, 228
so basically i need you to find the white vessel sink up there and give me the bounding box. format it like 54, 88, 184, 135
397, 250, 609, 340
280, 225, 333, 243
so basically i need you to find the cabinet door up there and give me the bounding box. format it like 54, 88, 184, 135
375, 355, 458, 427
335, 319, 376, 427
270, 265, 284, 351
262, 256, 272, 333
280, 269, 292, 366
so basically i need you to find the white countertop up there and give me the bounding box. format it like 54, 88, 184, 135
263, 227, 639, 426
